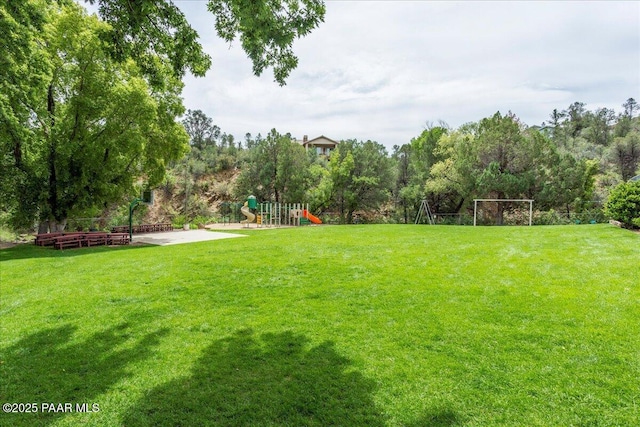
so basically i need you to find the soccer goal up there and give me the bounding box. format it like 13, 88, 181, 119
473, 199, 534, 226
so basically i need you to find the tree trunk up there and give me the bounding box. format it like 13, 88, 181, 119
495, 193, 505, 225
496, 202, 504, 225
38, 218, 67, 233
50, 218, 67, 232
46, 82, 60, 233
403, 202, 408, 224
183, 168, 191, 217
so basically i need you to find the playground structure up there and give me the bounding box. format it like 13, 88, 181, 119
233, 196, 322, 228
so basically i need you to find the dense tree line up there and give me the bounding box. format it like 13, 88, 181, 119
173, 100, 638, 225
173, 118, 394, 224
408, 100, 637, 224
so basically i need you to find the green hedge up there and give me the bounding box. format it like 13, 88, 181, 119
605, 181, 640, 228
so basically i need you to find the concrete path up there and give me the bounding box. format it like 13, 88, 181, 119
132, 229, 247, 246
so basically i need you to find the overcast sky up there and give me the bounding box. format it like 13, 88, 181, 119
175, 0, 639, 149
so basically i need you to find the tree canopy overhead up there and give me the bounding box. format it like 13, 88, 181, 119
87, 0, 326, 85
209, 0, 326, 85
4, 0, 326, 85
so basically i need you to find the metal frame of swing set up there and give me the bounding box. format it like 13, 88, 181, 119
414, 200, 435, 225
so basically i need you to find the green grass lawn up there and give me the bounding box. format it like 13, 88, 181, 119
1, 224, 638, 426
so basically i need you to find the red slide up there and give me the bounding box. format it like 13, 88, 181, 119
302, 210, 322, 224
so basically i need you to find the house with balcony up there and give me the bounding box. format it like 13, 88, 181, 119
298, 135, 338, 158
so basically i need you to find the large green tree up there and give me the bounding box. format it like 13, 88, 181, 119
614, 98, 638, 138
392, 125, 448, 222
584, 107, 616, 146
2, 3, 188, 230
328, 139, 393, 224
182, 109, 216, 150
425, 130, 479, 214
536, 152, 598, 215
610, 129, 640, 181
235, 129, 309, 203
0, 0, 49, 216
392, 143, 413, 223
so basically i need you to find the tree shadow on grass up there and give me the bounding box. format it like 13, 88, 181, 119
0, 323, 168, 426
405, 409, 462, 427
125, 329, 386, 426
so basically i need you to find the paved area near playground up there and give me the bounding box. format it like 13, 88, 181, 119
133, 229, 247, 246
205, 223, 290, 231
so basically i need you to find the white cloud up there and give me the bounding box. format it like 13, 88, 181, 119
178, 0, 640, 148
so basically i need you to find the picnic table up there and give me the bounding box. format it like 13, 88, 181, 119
83, 232, 109, 247
35, 232, 65, 246
35, 223, 171, 250
53, 234, 84, 250
108, 233, 130, 245
35, 231, 131, 250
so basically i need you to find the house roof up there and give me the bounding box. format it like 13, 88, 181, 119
307, 135, 338, 145
298, 135, 339, 147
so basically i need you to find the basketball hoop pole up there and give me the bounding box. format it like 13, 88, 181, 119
128, 189, 154, 240
128, 197, 144, 241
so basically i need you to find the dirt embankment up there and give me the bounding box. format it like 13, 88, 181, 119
143, 168, 240, 223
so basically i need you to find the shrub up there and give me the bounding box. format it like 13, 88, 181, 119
534, 210, 569, 225
172, 214, 187, 228
604, 181, 640, 228
192, 215, 216, 226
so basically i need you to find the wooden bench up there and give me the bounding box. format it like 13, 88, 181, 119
83, 232, 109, 247
53, 234, 84, 250
35, 232, 64, 246
35, 231, 131, 250
108, 233, 130, 245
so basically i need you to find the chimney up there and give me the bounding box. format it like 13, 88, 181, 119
303, 135, 308, 143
